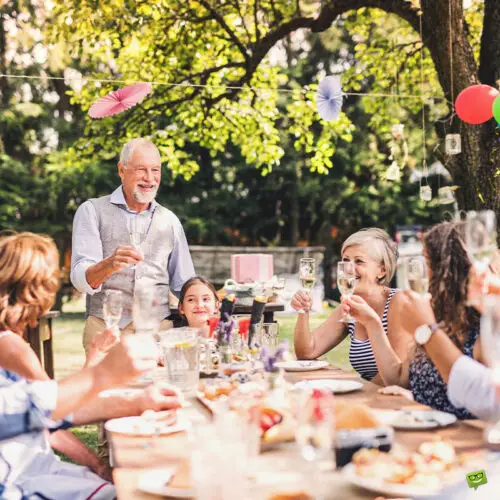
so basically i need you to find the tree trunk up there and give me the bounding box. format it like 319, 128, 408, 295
419, 0, 500, 212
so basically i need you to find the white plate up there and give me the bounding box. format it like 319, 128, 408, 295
105, 414, 190, 437
295, 379, 363, 394
342, 463, 461, 498
274, 360, 329, 372
137, 468, 194, 498
375, 410, 457, 430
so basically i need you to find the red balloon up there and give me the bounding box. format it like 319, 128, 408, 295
455, 84, 499, 124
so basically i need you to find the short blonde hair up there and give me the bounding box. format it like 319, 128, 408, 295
0, 233, 60, 335
341, 228, 398, 286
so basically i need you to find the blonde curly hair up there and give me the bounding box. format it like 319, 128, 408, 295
0, 232, 60, 335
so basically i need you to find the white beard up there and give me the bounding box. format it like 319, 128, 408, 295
133, 186, 159, 204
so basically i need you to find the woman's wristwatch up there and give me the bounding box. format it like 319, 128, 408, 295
414, 323, 439, 345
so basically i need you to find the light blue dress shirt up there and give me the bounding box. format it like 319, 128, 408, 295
447, 355, 500, 420
70, 186, 195, 327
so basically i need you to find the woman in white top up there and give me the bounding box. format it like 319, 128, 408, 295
292, 228, 414, 386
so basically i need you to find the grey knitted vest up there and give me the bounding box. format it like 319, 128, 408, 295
86, 195, 174, 322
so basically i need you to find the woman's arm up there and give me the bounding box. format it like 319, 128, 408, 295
292, 291, 348, 359
344, 294, 413, 387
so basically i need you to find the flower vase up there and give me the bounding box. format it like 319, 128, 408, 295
218, 343, 233, 365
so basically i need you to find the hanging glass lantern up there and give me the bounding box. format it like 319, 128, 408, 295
438, 186, 456, 205
445, 134, 462, 155
391, 123, 405, 139
419, 185, 432, 201
386, 161, 401, 181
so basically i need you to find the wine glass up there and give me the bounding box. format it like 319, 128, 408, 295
465, 210, 497, 305
337, 261, 356, 323
129, 215, 148, 269
295, 389, 334, 499
297, 258, 316, 314
405, 256, 429, 297
465, 210, 497, 272
102, 290, 123, 335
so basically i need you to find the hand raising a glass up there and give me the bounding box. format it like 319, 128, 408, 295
337, 261, 357, 323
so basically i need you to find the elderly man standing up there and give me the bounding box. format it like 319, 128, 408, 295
71, 138, 195, 356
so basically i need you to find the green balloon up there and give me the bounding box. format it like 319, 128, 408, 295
493, 95, 500, 124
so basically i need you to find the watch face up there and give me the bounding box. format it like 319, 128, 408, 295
415, 324, 431, 345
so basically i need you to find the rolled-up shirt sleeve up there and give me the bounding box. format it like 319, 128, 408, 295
0, 378, 63, 440
70, 201, 103, 295
167, 216, 195, 296
448, 355, 500, 420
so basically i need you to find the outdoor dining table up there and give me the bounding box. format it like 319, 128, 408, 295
109, 365, 486, 499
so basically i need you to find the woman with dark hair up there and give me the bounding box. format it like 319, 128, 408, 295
404, 221, 482, 419
380, 221, 484, 419
177, 276, 219, 335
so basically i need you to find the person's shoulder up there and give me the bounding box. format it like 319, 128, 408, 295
155, 203, 181, 223
387, 289, 408, 317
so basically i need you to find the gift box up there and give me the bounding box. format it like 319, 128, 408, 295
230, 254, 274, 283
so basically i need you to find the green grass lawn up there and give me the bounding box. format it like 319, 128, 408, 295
52, 298, 351, 454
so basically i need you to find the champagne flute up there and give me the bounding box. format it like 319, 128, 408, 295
298, 258, 316, 314
129, 215, 148, 270
466, 210, 497, 305
102, 289, 123, 336
337, 261, 356, 323
405, 256, 429, 297
465, 210, 497, 272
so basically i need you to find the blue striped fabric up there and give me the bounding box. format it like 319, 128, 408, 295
347, 289, 398, 380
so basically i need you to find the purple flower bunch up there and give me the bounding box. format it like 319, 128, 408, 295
260, 340, 289, 373
217, 313, 236, 346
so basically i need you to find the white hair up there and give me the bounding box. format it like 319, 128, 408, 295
119, 138, 159, 167
341, 228, 399, 286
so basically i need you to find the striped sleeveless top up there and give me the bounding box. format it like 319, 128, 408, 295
347, 288, 398, 381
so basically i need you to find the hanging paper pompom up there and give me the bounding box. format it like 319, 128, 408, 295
455, 84, 498, 125
316, 75, 343, 121
88, 83, 152, 118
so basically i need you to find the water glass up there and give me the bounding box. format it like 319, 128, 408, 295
295, 389, 335, 499
190, 414, 251, 500
160, 327, 200, 395
132, 285, 162, 337
257, 322, 280, 348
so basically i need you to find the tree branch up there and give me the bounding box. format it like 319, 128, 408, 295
197, 0, 250, 65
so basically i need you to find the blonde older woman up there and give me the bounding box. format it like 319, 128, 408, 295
292, 228, 413, 385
